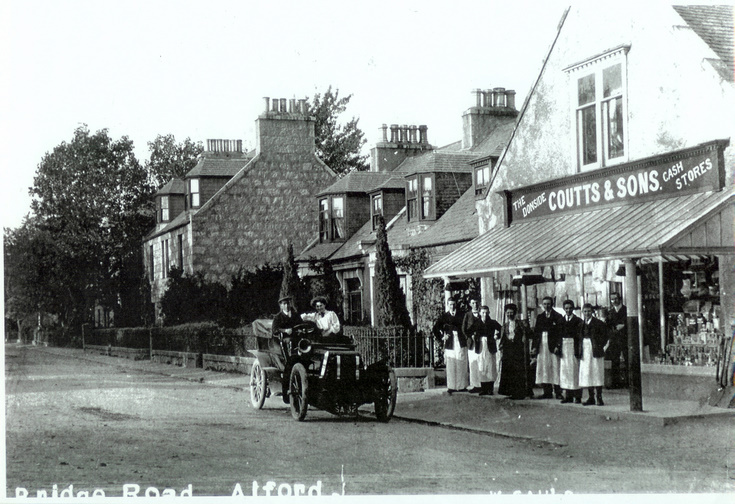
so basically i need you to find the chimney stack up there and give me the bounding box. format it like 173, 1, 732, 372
462, 86, 519, 149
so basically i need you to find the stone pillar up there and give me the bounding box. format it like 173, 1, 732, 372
625, 258, 643, 411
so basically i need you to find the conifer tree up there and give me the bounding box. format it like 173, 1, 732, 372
279, 244, 307, 313
373, 216, 411, 327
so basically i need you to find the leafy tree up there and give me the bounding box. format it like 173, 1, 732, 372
28, 125, 154, 332
307, 86, 369, 175
145, 134, 204, 190
225, 263, 283, 327
373, 216, 411, 328
279, 244, 308, 313
159, 268, 227, 326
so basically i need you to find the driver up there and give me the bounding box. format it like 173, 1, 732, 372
301, 296, 341, 338
272, 295, 302, 338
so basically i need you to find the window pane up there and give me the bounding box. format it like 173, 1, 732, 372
332, 197, 344, 239
190, 179, 199, 192
606, 97, 625, 159
577, 74, 595, 105
580, 106, 597, 165
603, 64, 622, 98
319, 198, 329, 240
421, 175, 433, 219
191, 193, 200, 207
408, 200, 417, 221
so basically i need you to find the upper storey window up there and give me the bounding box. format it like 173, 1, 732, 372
189, 178, 200, 208
318, 196, 345, 242
159, 196, 170, 222
371, 194, 383, 230
474, 165, 490, 196
407, 174, 435, 222
566, 46, 629, 172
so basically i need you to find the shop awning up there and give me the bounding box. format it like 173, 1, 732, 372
424, 189, 735, 279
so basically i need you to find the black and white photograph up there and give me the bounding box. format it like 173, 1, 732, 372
3, 1, 734, 500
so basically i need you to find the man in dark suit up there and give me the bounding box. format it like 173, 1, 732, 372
559, 299, 584, 403
606, 292, 628, 388
531, 296, 564, 399
498, 304, 533, 400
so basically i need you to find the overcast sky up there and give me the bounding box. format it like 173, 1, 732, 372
1, 0, 567, 230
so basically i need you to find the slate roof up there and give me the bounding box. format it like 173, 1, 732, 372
470, 120, 516, 158
155, 178, 186, 196
674, 5, 734, 82
185, 152, 254, 178
144, 209, 193, 240
317, 172, 398, 196
399, 151, 478, 175
296, 241, 344, 262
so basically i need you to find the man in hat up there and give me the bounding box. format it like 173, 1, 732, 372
272, 295, 303, 403
301, 296, 341, 338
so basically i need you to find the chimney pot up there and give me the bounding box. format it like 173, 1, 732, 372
289, 99, 296, 113
381, 124, 388, 142
401, 124, 409, 143
390, 124, 399, 143
280, 98, 287, 112
409, 125, 417, 143
263, 97, 270, 113
272, 99, 279, 112
418, 125, 428, 145
493, 87, 506, 107
483, 89, 492, 108
237, 139, 242, 152
474, 88, 483, 107
505, 90, 516, 110
300, 99, 308, 115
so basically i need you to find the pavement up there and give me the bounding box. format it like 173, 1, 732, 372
11, 344, 734, 445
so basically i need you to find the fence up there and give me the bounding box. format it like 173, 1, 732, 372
345, 325, 430, 368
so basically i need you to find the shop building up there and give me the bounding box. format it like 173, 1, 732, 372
424, 5, 735, 406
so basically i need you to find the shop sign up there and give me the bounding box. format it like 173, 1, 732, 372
505, 141, 725, 223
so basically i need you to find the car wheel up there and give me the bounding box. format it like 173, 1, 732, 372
289, 363, 309, 421
375, 367, 397, 422
249, 361, 267, 409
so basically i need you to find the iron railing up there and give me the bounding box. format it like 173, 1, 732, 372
345, 325, 430, 368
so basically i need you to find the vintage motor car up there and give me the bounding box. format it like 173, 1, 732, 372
249, 319, 397, 422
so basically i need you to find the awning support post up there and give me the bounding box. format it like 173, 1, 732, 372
625, 258, 643, 411
658, 258, 666, 358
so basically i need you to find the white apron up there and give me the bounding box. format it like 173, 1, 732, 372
579, 339, 604, 387
535, 332, 560, 385
559, 338, 580, 390
445, 334, 469, 390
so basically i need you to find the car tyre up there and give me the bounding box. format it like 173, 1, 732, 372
249, 361, 267, 409
289, 363, 309, 421
375, 367, 397, 422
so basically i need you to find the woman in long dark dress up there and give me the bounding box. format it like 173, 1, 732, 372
497, 304, 532, 400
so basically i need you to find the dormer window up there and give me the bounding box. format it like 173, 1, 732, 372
318, 196, 345, 242
566, 46, 628, 172
371, 194, 383, 230
160, 196, 170, 222
474, 165, 490, 196
189, 178, 200, 208
407, 174, 435, 222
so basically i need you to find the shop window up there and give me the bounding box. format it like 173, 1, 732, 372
189, 178, 200, 208
372, 194, 383, 230
406, 177, 418, 221
160, 196, 170, 222
474, 165, 490, 196
566, 46, 628, 172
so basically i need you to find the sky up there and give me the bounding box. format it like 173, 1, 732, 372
0, 0, 568, 231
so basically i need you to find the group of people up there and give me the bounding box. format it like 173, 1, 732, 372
432, 294, 628, 406
271, 295, 342, 339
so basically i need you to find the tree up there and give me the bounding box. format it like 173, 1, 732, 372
145, 134, 204, 190
307, 258, 344, 321
373, 216, 411, 327
279, 244, 308, 313
307, 86, 369, 175
28, 124, 154, 332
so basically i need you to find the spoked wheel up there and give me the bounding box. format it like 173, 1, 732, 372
249, 361, 267, 409
375, 367, 397, 422
289, 363, 309, 421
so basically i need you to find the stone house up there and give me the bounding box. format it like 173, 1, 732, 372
297, 89, 518, 325
424, 5, 735, 403
144, 98, 336, 315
